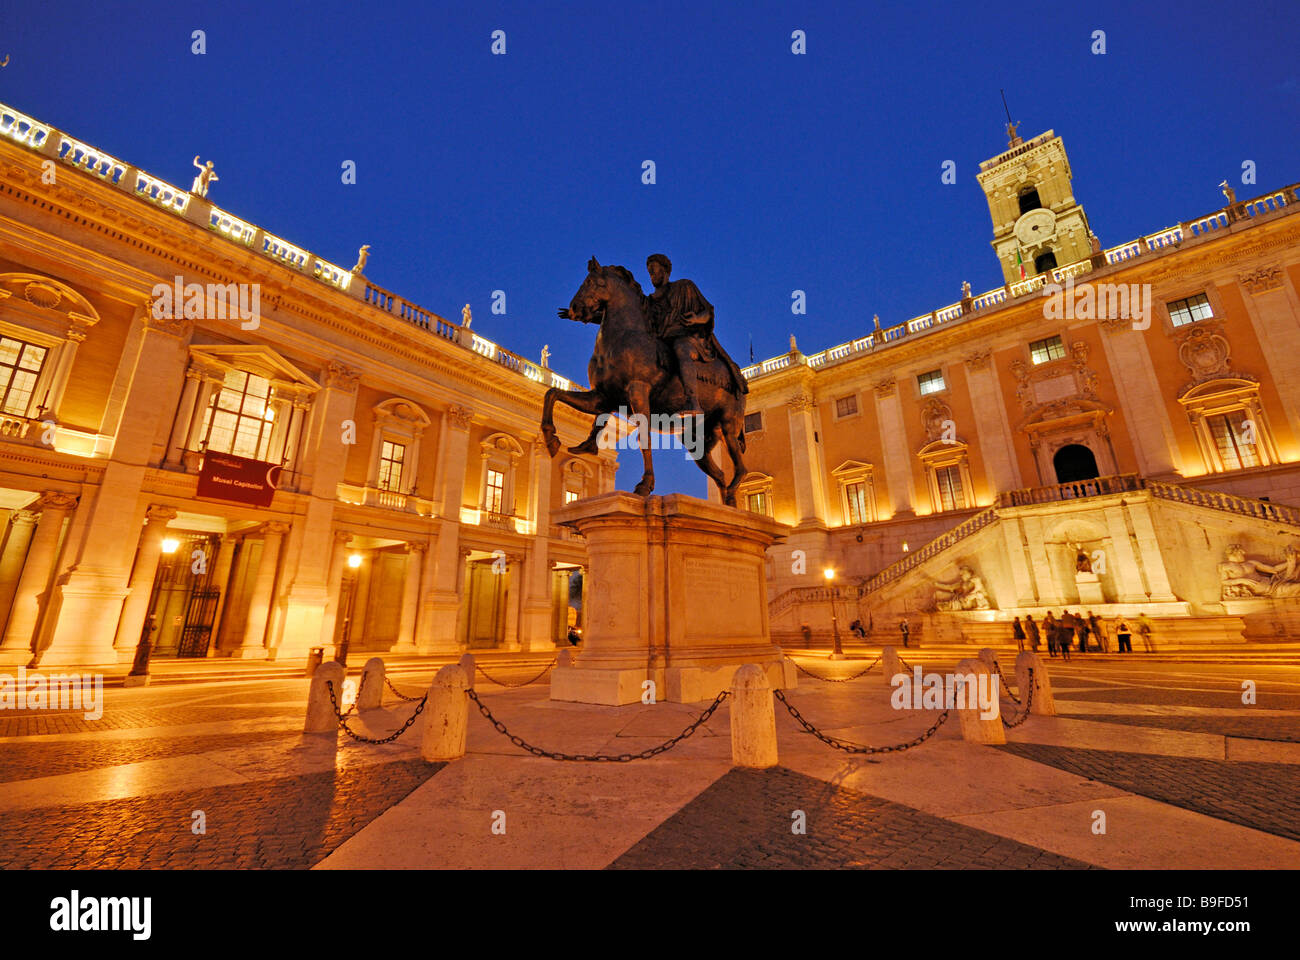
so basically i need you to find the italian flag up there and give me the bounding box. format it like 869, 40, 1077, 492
1015, 248, 1026, 280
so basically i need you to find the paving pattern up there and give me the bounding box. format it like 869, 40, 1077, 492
609, 766, 1096, 869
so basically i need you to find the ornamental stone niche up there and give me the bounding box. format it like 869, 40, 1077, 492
1010, 342, 1118, 484
0, 272, 100, 426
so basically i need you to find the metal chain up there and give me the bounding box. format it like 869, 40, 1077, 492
467, 687, 728, 761
384, 676, 424, 702
897, 653, 915, 672
1001, 668, 1035, 728
992, 661, 1021, 704
326, 679, 428, 744
475, 658, 558, 688
773, 689, 949, 755
792, 654, 882, 683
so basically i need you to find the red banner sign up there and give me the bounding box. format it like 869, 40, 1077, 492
197, 452, 281, 507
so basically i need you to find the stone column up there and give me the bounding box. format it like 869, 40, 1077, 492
963, 351, 1022, 493
320, 530, 352, 650
435, 405, 474, 519
44, 324, 90, 421
999, 516, 1037, 607
873, 378, 916, 516
207, 535, 239, 656
785, 391, 829, 524
501, 553, 523, 651
166, 366, 203, 466
234, 521, 290, 659
1096, 321, 1183, 477
112, 505, 179, 655
0, 511, 39, 636
391, 542, 425, 653
0, 493, 77, 663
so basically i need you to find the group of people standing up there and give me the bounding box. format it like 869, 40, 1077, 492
1012, 612, 1153, 657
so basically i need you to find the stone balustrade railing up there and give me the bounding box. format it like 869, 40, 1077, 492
768, 583, 855, 618
856, 506, 998, 597
739, 181, 1299, 384
995, 473, 1144, 507
0, 98, 581, 397
1147, 480, 1300, 527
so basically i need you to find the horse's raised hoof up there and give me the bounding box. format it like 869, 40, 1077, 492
567, 438, 600, 456
633, 479, 654, 497
544, 434, 561, 458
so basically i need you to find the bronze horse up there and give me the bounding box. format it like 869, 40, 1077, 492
540, 258, 749, 505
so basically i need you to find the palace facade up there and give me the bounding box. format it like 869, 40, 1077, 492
722, 128, 1300, 648
0, 100, 615, 667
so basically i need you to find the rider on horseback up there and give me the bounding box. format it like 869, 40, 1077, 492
645, 254, 748, 415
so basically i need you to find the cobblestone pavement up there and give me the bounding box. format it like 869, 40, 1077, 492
609, 766, 1096, 869
997, 743, 1300, 843
0, 658, 1296, 869
0, 758, 441, 869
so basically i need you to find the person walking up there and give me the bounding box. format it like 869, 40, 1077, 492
899, 618, 910, 648
1012, 616, 1026, 652
1076, 613, 1090, 653
1025, 614, 1040, 652
1088, 611, 1106, 652
1116, 620, 1133, 654
1137, 613, 1154, 652
1044, 611, 1058, 658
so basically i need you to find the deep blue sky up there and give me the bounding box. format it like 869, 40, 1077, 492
3, 1, 1297, 495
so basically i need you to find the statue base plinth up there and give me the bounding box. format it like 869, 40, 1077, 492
549, 492, 794, 705
1075, 571, 1105, 606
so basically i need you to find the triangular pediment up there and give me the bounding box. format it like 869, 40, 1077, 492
189, 344, 320, 391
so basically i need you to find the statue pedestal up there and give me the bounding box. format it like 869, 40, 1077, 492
1075, 571, 1105, 606
550, 492, 795, 705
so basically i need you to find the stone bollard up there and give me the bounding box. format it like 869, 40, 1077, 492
978, 647, 999, 675
305, 661, 346, 734
458, 653, 476, 690
729, 664, 778, 768
556, 649, 575, 669
358, 657, 385, 710
881, 644, 906, 688
420, 663, 470, 762
953, 659, 1006, 745
1015, 652, 1056, 717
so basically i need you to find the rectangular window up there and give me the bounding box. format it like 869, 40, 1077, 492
834, 395, 858, 418
0, 336, 48, 416
203, 369, 275, 461
485, 468, 505, 513
1168, 293, 1213, 327
743, 411, 763, 433
564, 489, 580, 504
747, 491, 769, 516
917, 369, 945, 395
1208, 412, 1261, 470
845, 481, 869, 524
1029, 335, 1065, 365
377, 440, 406, 492
934, 464, 965, 511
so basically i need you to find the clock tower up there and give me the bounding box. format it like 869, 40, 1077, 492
976, 124, 1095, 285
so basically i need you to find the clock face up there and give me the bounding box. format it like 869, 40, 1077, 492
1014, 208, 1056, 246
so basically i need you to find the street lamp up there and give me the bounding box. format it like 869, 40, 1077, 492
824, 567, 844, 660
337, 553, 364, 665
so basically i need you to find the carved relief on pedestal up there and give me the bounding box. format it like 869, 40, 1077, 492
930, 564, 992, 611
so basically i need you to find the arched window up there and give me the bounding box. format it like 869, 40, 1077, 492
1034, 250, 1058, 275
1053, 444, 1100, 483
1018, 187, 1042, 215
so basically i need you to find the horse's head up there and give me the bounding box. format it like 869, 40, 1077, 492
568, 257, 645, 324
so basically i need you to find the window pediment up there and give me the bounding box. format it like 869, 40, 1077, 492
189, 345, 319, 393
0, 273, 100, 334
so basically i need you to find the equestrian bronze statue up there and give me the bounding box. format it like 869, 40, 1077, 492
540, 255, 751, 505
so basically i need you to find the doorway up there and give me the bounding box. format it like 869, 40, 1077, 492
464, 558, 506, 649
1053, 444, 1101, 483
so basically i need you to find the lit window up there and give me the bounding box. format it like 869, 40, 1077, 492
1029, 335, 1065, 365
377, 440, 406, 492
845, 481, 869, 524
1169, 293, 1213, 327
917, 370, 945, 395
743, 411, 763, 433
747, 491, 769, 515
203, 370, 275, 460
834, 395, 858, 418
934, 464, 966, 511
564, 489, 580, 504
485, 468, 505, 514
1207, 412, 1260, 470
0, 336, 48, 416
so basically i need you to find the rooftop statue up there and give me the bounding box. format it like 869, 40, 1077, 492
542, 256, 750, 505
190, 156, 218, 197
